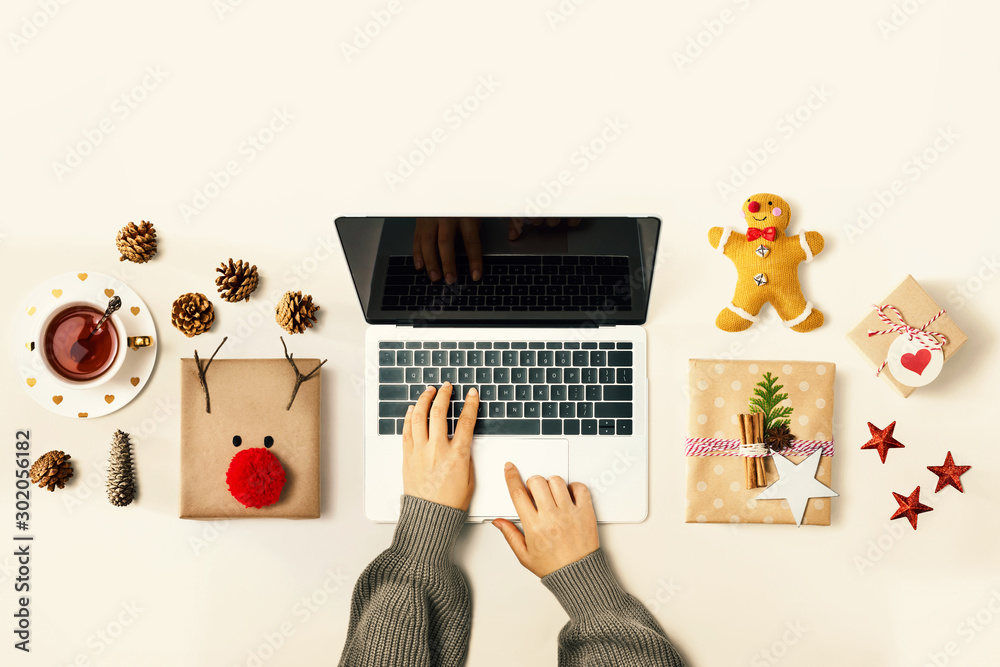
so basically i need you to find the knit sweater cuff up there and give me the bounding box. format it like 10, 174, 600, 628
389, 495, 467, 563
541, 549, 632, 620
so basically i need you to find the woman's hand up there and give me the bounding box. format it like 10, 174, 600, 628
492, 462, 599, 577
413, 218, 483, 284
402, 382, 479, 511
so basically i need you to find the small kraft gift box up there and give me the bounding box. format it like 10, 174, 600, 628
685, 359, 836, 526
846, 275, 967, 398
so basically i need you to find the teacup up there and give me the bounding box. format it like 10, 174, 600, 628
37, 299, 151, 389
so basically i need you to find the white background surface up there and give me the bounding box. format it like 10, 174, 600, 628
2, 2, 999, 665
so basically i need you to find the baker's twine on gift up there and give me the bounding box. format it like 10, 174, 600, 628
867, 304, 948, 376
683, 438, 834, 457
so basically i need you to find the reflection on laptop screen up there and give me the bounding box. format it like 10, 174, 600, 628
335, 217, 660, 326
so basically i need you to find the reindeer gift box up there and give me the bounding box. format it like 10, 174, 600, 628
179, 338, 324, 519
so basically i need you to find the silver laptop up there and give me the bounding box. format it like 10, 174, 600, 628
335, 218, 660, 523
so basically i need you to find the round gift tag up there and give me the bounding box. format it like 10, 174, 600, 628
886, 336, 943, 387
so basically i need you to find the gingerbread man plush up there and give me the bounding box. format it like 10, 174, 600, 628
708, 193, 824, 332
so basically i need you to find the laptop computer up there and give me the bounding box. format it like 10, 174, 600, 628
335, 217, 660, 523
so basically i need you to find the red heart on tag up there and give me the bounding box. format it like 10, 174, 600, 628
901, 348, 932, 375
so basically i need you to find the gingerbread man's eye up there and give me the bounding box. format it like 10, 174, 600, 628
768, 201, 773, 206
264, 436, 274, 448
233, 435, 242, 447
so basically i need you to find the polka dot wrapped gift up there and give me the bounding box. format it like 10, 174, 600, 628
685, 359, 836, 526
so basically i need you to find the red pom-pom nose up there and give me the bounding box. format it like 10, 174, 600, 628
226, 448, 287, 508
747, 200, 761, 213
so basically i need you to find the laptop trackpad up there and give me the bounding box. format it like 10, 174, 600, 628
468, 438, 569, 519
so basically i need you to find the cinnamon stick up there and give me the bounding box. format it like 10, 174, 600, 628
739, 414, 754, 489
754, 413, 766, 486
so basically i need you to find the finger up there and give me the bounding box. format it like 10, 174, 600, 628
421, 221, 442, 281
453, 387, 479, 451
508, 219, 524, 240
547, 475, 573, 508
411, 385, 436, 444
503, 462, 536, 519
526, 475, 555, 511
428, 381, 453, 442
568, 481, 593, 509
413, 220, 428, 270
437, 221, 458, 284
492, 518, 529, 565
459, 218, 483, 281
401, 404, 415, 454
567, 218, 582, 228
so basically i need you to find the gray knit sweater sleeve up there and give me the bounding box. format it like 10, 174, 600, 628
339, 495, 471, 667
542, 549, 686, 667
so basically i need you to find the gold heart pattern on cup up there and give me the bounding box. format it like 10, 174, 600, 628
105, 288, 115, 298
104, 395, 115, 404
52, 289, 63, 298
78, 412, 88, 418
78, 273, 88, 281
26, 378, 36, 387
26, 306, 36, 316
52, 395, 63, 405
130, 377, 140, 387
130, 306, 140, 316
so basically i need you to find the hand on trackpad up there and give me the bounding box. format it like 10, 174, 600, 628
468, 438, 569, 519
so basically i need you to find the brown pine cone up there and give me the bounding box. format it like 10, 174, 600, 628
765, 423, 795, 452
276, 290, 319, 334
171, 292, 215, 337
107, 430, 136, 507
116, 221, 157, 263
30, 450, 74, 492
215, 258, 259, 303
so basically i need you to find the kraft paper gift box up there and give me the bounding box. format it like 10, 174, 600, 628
180, 358, 321, 519
846, 275, 967, 398
685, 359, 835, 526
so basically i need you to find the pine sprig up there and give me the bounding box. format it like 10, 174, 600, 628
748, 372, 793, 434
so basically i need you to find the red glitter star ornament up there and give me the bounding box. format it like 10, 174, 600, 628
927, 451, 971, 493
890, 486, 933, 530
861, 421, 905, 464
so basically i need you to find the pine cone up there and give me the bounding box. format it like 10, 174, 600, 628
765, 424, 795, 452
29, 450, 73, 492
107, 430, 136, 507
171, 292, 215, 337
116, 221, 157, 263
276, 290, 319, 334
215, 258, 259, 303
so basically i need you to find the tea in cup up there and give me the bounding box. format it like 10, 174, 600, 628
39, 301, 151, 388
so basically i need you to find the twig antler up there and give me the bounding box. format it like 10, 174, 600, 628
194, 337, 228, 413
281, 336, 327, 410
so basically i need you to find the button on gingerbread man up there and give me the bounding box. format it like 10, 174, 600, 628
708, 193, 824, 332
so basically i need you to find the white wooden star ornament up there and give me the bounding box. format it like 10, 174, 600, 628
754, 448, 838, 526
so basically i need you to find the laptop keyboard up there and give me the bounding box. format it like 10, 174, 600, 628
380, 255, 633, 312
377, 340, 634, 437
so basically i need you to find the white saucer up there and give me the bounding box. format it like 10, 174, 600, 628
10, 271, 158, 419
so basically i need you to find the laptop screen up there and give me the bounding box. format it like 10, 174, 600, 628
335, 217, 660, 326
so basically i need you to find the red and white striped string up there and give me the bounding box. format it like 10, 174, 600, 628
684, 437, 834, 457
867, 304, 947, 376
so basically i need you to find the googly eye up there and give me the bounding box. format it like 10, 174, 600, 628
264, 436, 274, 448
233, 435, 242, 447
